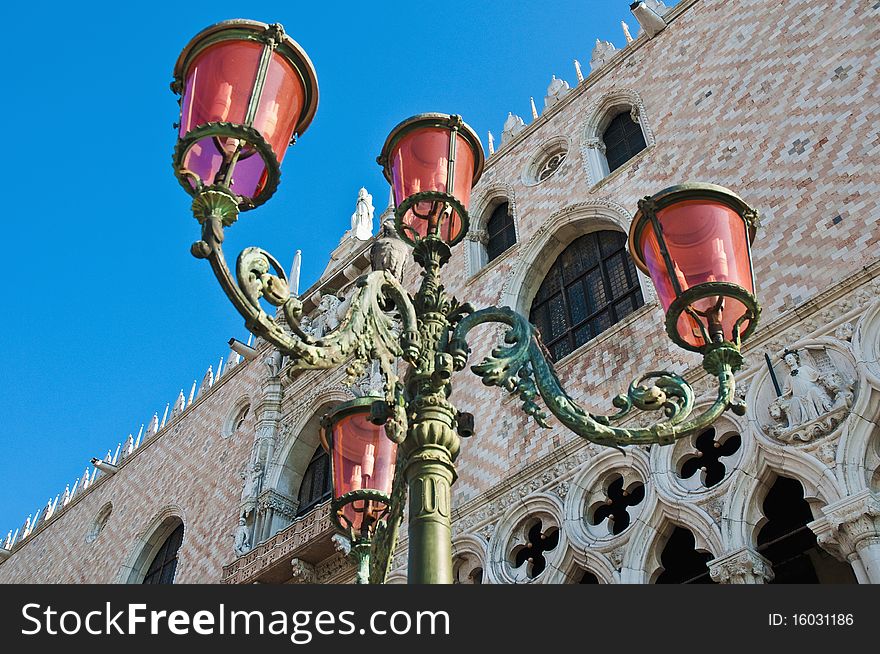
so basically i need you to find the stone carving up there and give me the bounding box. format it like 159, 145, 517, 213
590, 39, 617, 71
240, 462, 263, 504
351, 187, 374, 241
544, 75, 570, 108
350, 359, 385, 398
708, 547, 774, 584
264, 350, 283, 379
290, 558, 317, 584
810, 490, 880, 580
501, 113, 525, 144
308, 293, 343, 337
258, 490, 298, 520
834, 322, 854, 342
331, 533, 352, 555
369, 218, 408, 280
764, 348, 854, 443
233, 517, 251, 556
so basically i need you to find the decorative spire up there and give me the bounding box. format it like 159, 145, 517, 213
198, 366, 214, 398
379, 186, 395, 223
187, 381, 197, 407
121, 434, 134, 459
530, 96, 539, 119
622, 20, 634, 43
160, 403, 170, 429
289, 250, 302, 296
574, 59, 584, 83
487, 130, 495, 155
134, 423, 144, 448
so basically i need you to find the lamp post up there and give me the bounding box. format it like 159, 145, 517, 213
173, 20, 761, 584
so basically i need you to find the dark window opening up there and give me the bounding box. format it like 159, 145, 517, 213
578, 570, 600, 584
591, 475, 645, 535
679, 428, 742, 488
486, 202, 516, 262
529, 231, 644, 361
654, 527, 715, 584
603, 111, 647, 173
511, 520, 560, 579
142, 523, 184, 585
296, 448, 332, 516
757, 476, 857, 584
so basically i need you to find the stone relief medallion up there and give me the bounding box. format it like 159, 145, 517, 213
756, 342, 856, 444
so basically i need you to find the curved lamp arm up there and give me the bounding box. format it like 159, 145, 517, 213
449, 306, 745, 448
190, 189, 422, 397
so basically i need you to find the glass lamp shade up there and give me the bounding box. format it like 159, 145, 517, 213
379, 114, 484, 246
321, 398, 397, 537
629, 183, 759, 352
172, 20, 318, 209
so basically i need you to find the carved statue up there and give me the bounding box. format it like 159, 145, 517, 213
351, 187, 375, 241
778, 350, 833, 426
233, 517, 251, 556
765, 347, 855, 442
264, 350, 283, 379
310, 293, 343, 337
240, 462, 263, 503
370, 218, 408, 280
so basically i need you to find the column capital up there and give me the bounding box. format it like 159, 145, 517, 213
809, 490, 880, 561
708, 547, 774, 584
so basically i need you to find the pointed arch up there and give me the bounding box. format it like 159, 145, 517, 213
499, 199, 653, 315
721, 443, 843, 550
467, 182, 518, 276
620, 499, 722, 584
579, 87, 655, 187
117, 505, 186, 584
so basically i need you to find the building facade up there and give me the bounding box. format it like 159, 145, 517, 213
2, 0, 878, 585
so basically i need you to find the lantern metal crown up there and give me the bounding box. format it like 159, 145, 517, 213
172, 20, 761, 584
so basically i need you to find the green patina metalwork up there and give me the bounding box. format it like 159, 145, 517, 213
172, 122, 282, 210
664, 281, 761, 354
186, 181, 758, 583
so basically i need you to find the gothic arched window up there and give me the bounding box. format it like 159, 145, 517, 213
486, 202, 516, 262
602, 111, 647, 173
296, 447, 332, 516
756, 476, 857, 584
654, 527, 715, 584
529, 231, 644, 361
142, 523, 184, 585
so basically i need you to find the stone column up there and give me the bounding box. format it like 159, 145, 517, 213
809, 489, 880, 584
708, 547, 774, 584
251, 351, 285, 543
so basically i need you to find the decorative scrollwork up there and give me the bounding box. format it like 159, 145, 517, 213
191, 189, 422, 406
450, 307, 740, 447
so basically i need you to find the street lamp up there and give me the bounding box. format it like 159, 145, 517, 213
320, 398, 398, 584
173, 21, 761, 584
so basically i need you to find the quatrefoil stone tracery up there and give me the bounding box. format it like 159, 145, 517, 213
510, 520, 559, 579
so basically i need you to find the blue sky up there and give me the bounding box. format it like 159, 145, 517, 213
0, 1, 669, 535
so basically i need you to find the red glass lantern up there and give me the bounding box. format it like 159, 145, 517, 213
628, 183, 760, 352
321, 398, 397, 539
172, 20, 318, 210
378, 114, 484, 247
